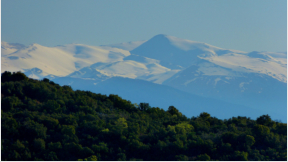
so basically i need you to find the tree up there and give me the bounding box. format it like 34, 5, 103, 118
257, 114, 272, 126
1, 71, 28, 82
1, 96, 23, 111
85, 155, 97, 161
175, 154, 189, 161
91, 142, 109, 155
231, 151, 248, 161
22, 120, 47, 139
1, 71, 12, 82
43, 100, 61, 113
117, 153, 126, 161
12, 140, 25, 153
139, 103, 150, 111
81, 147, 95, 159
34, 138, 45, 151
197, 154, 210, 161
200, 112, 211, 119
61, 125, 76, 136
167, 106, 181, 116
113, 118, 128, 134
175, 122, 194, 134
48, 142, 62, 152
244, 135, 255, 148
45, 151, 58, 161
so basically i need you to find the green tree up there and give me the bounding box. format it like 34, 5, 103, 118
61, 125, 76, 136
2, 96, 23, 111
81, 147, 95, 159
44, 100, 61, 113
167, 106, 181, 116
1, 72, 287, 161
175, 154, 189, 161
45, 151, 58, 161
244, 135, 255, 148
175, 122, 194, 134
84, 155, 97, 161
34, 138, 45, 151
257, 114, 273, 126
48, 142, 62, 152
200, 112, 211, 119
231, 151, 248, 161
197, 154, 210, 161
117, 153, 126, 161
12, 140, 25, 153
113, 117, 128, 134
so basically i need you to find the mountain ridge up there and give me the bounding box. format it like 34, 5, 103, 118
1, 34, 286, 121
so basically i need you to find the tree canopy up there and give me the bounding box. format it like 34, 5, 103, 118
1, 71, 287, 161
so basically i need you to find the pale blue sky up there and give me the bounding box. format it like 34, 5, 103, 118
1, 0, 287, 52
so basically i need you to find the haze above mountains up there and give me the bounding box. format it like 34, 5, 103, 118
1, 34, 287, 121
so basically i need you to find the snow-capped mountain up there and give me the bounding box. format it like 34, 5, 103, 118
130, 34, 287, 120
1, 34, 286, 121
1, 43, 130, 78
162, 60, 286, 116
131, 34, 287, 82
130, 34, 247, 69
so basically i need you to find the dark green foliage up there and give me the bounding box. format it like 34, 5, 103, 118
1, 71, 29, 82
197, 154, 211, 161
257, 114, 273, 126
1, 71, 287, 161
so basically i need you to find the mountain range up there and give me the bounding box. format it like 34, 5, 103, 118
1, 34, 287, 121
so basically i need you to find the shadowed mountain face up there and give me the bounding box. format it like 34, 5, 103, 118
1, 34, 287, 122
53, 76, 280, 120
163, 62, 287, 117
130, 34, 241, 69
130, 34, 201, 69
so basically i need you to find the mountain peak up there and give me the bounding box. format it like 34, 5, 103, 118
152, 34, 169, 39
145, 34, 171, 44
130, 34, 221, 68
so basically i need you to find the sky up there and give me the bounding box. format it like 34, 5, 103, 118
1, 0, 287, 52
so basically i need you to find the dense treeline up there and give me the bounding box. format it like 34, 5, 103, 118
1, 71, 287, 161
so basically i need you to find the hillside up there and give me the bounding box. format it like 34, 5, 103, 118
1, 71, 287, 161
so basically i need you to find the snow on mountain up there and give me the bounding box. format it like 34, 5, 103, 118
161, 59, 287, 122
130, 34, 246, 69
1, 41, 26, 56
128, 34, 286, 121
1, 42, 130, 79
1, 35, 286, 121
3, 35, 285, 84
69, 57, 180, 84
1, 40, 179, 84
67, 66, 110, 81
131, 34, 286, 83
201, 52, 287, 83
23, 67, 50, 80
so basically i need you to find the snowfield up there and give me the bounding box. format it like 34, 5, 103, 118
2, 43, 130, 78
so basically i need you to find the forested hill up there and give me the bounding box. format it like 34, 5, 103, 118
1, 71, 287, 161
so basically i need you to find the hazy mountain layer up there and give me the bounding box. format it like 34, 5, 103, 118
52, 76, 282, 120
1, 34, 286, 121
